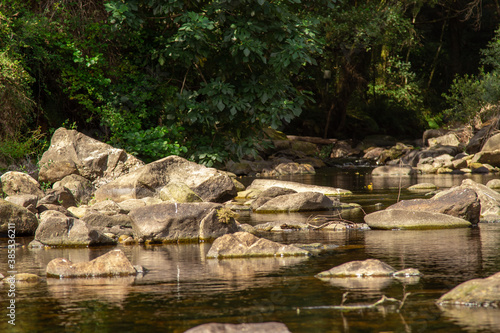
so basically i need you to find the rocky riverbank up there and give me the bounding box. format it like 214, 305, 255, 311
2, 124, 500, 331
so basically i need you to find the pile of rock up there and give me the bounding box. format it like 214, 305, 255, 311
0, 127, 353, 248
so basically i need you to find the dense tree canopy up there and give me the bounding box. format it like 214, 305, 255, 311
1, 0, 500, 166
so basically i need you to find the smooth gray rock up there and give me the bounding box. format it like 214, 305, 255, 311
254, 191, 335, 213
245, 179, 351, 196
437, 271, 500, 307
461, 179, 500, 217
388, 187, 480, 223
129, 202, 238, 243
364, 209, 472, 230
46, 249, 137, 278
315, 259, 396, 277
206, 232, 310, 258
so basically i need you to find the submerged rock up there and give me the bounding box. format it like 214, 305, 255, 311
2, 273, 41, 284
184, 322, 292, 333
46, 249, 138, 278
315, 259, 397, 278
437, 271, 500, 307
364, 209, 472, 230
315, 259, 421, 290
206, 232, 310, 258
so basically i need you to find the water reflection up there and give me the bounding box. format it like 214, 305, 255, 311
1, 168, 500, 333
119, 243, 310, 294
317, 276, 395, 291
47, 276, 136, 304
439, 306, 500, 332
364, 228, 483, 287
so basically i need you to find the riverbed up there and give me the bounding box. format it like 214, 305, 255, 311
1, 168, 500, 332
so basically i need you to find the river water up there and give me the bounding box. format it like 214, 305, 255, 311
1, 168, 500, 332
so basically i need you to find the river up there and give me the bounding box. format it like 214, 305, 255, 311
1, 168, 500, 332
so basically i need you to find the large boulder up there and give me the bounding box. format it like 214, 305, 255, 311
437, 271, 500, 307
471, 150, 500, 167
250, 187, 297, 210
94, 156, 237, 203
253, 191, 335, 213
34, 210, 116, 246
387, 187, 480, 224
0, 198, 39, 235
38, 127, 144, 185
184, 322, 292, 333
206, 232, 310, 258
129, 202, 238, 243
364, 209, 472, 230
460, 179, 500, 220
466, 117, 500, 153
46, 249, 137, 278
480, 132, 500, 152
1, 171, 44, 198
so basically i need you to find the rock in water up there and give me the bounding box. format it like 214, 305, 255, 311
46, 249, 138, 278
206, 232, 310, 258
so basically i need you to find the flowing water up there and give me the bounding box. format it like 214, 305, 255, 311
1, 168, 500, 333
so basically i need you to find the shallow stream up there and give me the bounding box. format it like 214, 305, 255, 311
1, 168, 500, 332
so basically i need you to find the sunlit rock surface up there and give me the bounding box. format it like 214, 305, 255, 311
206, 232, 310, 258
364, 209, 472, 230
437, 271, 500, 307
46, 249, 137, 278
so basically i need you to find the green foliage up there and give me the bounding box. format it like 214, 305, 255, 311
121, 126, 188, 163
444, 27, 500, 124
3, 0, 500, 167
0, 7, 35, 139
216, 207, 238, 224
0, 128, 48, 165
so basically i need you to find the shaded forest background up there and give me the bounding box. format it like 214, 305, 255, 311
2, 0, 500, 167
